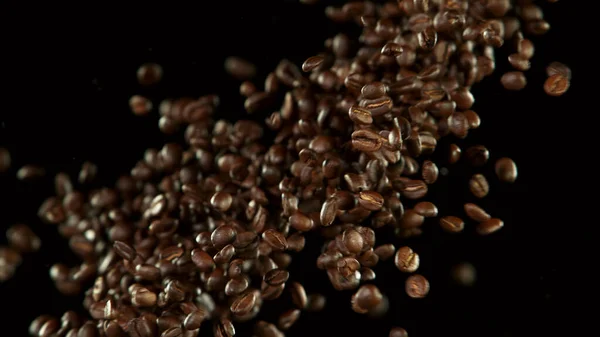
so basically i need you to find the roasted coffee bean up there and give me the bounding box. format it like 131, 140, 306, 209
395, 246, 420, 273
278, 309, 300, 330
113, 241, 136, 261
130, 95, 153, 116
6, 224, 41, 253
439, 216, 465, 233
132, 287, 157, 307
305, 293, 326, 312
262, 229, 288, 251
508, 53, 531, 71
320, 196, 338, 226
414, 201, 438, 217
405, 274, 430, 298
225, 56, 256, 80
351, 129, 383, 152
231, 291, 257, 316
469, 174, 490, 198
137, 63, 163, 86
264, 268, 289, 286
495, 157, 518, 182
452, 262, 477, 286
399, 180, 428, 199
546, 62, 571, 79
399, 209, 425, 228
302, 55, 324, 72
348, 106, 373, 124
421, 160, 439, 184
16, 165, 45, 181
464, 203, 491, 222
501, 71, 527, 90
465, 145, 489, 167
211, 191, 233, 212
449, 144, 462, 164
389, 327, 409, 337
351, 284, 383, 314
477, 218, 504, 235
289, 282, 308, 309
358, 191, 384, 211
544, 74, 570, 97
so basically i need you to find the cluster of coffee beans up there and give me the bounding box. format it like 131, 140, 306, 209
1, 1, 570, 337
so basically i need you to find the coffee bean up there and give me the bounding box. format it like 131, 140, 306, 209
211, 225, 237, 249
418, 26, 438, 50
451, 262, 477, 286
130, 95, 153, 116
6, 224, 41, 253
16, 165, 45, 181
399, 179, 428, 199
405, 274, 430, 298
225, 56, 256, 80
546, 62, 571, 79
399, 209, 425, 228
439, 216, 465, 233
351, 129, 383, 152
414, 201, 438, 217
132, 287, 157, 307
137, 63, 163, 86
183, 309, 206, 330
320, 196, 338, 226
464, 110, 481, 129
465, 145, 489, 167
464, 203, 492, 222
348, 106, 373, 124
544, 74, 570, 97
231, 291, 257, 316
495, 157, 518, 182
501, 71, 527, 90
113, 241, 136, 261
358, 191, 384, 211
421, 160, 439, 184
161, 327, 183, 337
264, 268, 289, 286
210, 191, 233, 212
469, 174, 490, 198
262, 229, 288, 251
389, 327, 409, 337
449, 144, 462, 164
302, 55, 325, 72
508, 53, 531, 71
517, 38, 535, 59
278, 309, 300, 330
477, 218, 504, 235
395, 246, 420, 273
351, 284, 383, 314
78, 161, 98, 184
289, 282, 307, 309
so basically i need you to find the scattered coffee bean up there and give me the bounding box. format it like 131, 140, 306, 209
439, 216, 465, 233
451, 262, 477, 286
501, 71, 527, 90
469, 174, 490, 198
495, 157, 518, 182
16, 165, 45, 181
130, 95, 153, 116
224, 56, 257, 80
405, 274, 430, 298
464, 203, 492, 222
137, 63, 163, 86
6, 224, 41, 253
389, 327, 409, 337
544, 74, 570, 97
477, 218, 504, 235
395, 246, 420, 273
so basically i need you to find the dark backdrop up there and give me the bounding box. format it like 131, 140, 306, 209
0, 1, 586, 337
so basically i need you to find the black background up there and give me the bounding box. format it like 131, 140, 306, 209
0, 1, 588, 336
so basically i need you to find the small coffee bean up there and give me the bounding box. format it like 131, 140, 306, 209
129, 95, 153, 116
421, 160, 439, 184
290, 282, 308, 309
6, 224, 41, 253
405, 274, 430, 298
449, 144, 462, 164
348, 106, 373, 124
477, 218, 504, 235
225, 56, 256, 80
389, 327, 409, 337
495, 157, 518, 182
302, 55, 325, 72
439, 216, 465, 233
546, 62, 571, 79
414, 201, 438, 217
395, 246, 420, 273
469, 174, 490, 198
501, 71, 527, 90
351, 284, 383, 314
451, 262, 477, 286
262, 229, 288, 251
137, 63, 163, 86
508, 53, 531, 71
464, 203, 491, 222
351, 129, 383, 152
16, 165, 45, 181
264, 268, 289, 286
465, 145, 489, 167
278, 309, 300, 330
544, 74, 570, 97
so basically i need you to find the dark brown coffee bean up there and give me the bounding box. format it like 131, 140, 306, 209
389, 327, 409, 337
414, 201, 438, 217
231, 291, 257, 316
183, 309, 206, 331
381, 42, 403, 56
544, 74, 570, 97
372, 244, 394, 261
132, 287, 157, 307
78, 161, 98, 184
262, 229, 288, 251
16, 165, 45, 181
320, 196, 338, 226
289, 282, 307, 309
517, 38, 535, 59
420, 160, 439, 184
439, 216, 465, 233
302, 55, 324, 72
358, 191, 384, 211
255, 321, 284, 337
395, 246, 420, 273
501, 71, 527, 90
135, 264, 161, 282
399, 209, 425, 228
449, 144, 461, 164
351, 284, 383, 314
495, 157, 518, 183
469, 174, 490, 198
417, 26, 437, 50
452, 262, 477, 286
464, 110, 481, 129
39, 318, 60, 337
399, 179, 428, 199
0, 147, 10, 173
211, 225, 237, 249
348, 106, 373, 124
351, 129, 383, 152
546, 62, 571, 79
305, 293, 326, 312
464, 203, 491, 222
477, 218, 504, 235
113, 241, 136, 261
361, 82, 387, 99
210, 191, 233, 212
448, 112, 469, 138
225, 56, 256, 80
137, 63, 163, 86
508, 53, 531, 71
130, 95, 152, 116
406, 274, 430, 298
264, 268, 289, 286
30, 315, 54, 336
278, 309, 300, 330
6, 223, 40, 253
465, 145, 489, 167
289, 212, 313, 232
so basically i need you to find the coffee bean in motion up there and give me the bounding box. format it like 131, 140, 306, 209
477, 218, 504, 235
351, 284, 383, 314
302, 55, 324, 72
451, 262, 477, 286
495, 157, 518, 182
469, 174, 490, 198
6, 224, 41, 253
278, 309, 300, 330
414, 201, 438, 217
394, 246, 420, 273
224, 56, 256, 80
464, 203, 491, 222
389, 327, 409, 337
544, 74, 570, 97
16, 165, 45, 181
439, 216, 465, 233
546, 62, 571, 79
405, 274, 430, 298
129, 95, 153, 116
465, 145, 490, 167
449, 144, 462, 164
137, 63, 163, 86
501, 71, 527, 90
